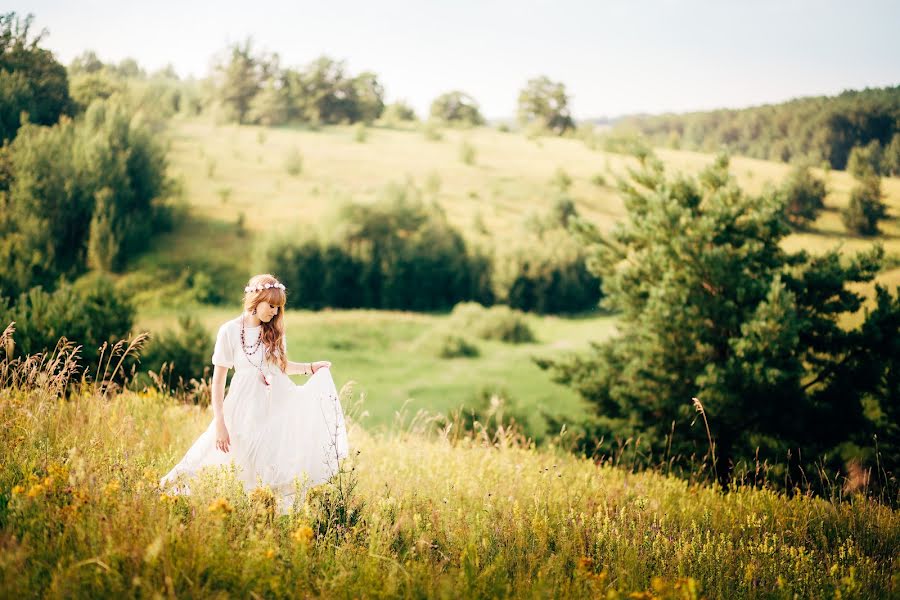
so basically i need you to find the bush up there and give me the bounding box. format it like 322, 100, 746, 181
437, 334, 480, 358
353, 122, 368, 143
494, 229, 602, 314
778, 164, 827, 228
550, 167, 573, 192
448, 384, 540, 443
139, 314, 213, 397
842, 175, 887, 236
0, 273, 135, 375
459, 140, 476, 165
269, 182, 494, 311
421, 120, 443, 141
449, 302, 536, 344
284, 147, 303, 176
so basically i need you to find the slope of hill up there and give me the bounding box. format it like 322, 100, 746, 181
1, 375, 897, 598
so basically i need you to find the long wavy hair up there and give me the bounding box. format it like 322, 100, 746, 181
242, 274, 287, 373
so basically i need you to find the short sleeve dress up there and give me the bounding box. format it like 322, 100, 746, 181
159, 315, 350, 514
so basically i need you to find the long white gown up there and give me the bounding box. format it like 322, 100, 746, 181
159, 315, 350, 515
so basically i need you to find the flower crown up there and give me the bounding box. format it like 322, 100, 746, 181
244, 281, 286, 293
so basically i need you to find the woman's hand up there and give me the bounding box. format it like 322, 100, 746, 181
215, 421, 231, 453
311, 360, 331, 374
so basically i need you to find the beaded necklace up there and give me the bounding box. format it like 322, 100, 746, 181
240, 313, 272, 387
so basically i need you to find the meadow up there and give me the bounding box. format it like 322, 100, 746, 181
124, 117, 900, 429
1, 347, 897, 599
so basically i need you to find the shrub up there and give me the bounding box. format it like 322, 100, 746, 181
449, 302, 536, 344
139, 314, 213, 397
459, 140, 476, 166
842, 174, 887, 236
284, 147, 303, 176
437, 334, 480, 358
0, 272, 135, 375
353, 122, 368, 143
778, 164, 827, 228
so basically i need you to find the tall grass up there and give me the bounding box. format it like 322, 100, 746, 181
1, 332, 897, 598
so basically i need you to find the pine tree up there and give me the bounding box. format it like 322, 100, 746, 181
842, 174, 887, 236
540, 150, 899, 486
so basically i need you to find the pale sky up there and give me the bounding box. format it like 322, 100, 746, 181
15, 0, 900, 120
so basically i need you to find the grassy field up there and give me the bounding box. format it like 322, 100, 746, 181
134, 305, 617, 436
119, 117, 900, 433
1, 365, 897, 598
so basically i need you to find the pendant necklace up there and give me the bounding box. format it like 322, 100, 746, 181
240, 313, 272, 390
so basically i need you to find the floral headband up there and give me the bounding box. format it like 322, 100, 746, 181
244, 281, 286, 293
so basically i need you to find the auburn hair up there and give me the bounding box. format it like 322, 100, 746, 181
242, 274, 287, 373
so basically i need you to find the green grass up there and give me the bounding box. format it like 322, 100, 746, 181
134, 306, 616, 435
123, 117, 900, 430
1, 372, 897, 598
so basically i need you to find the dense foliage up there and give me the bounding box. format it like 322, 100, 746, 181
609, 86, 900, 170
0, 12, 72, 143
0, 96, 173, 298
0, 272, 134, 374
540, 152, 900, 490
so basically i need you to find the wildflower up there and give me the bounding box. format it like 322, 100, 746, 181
292, 524, 314, 545
104, 480, 120, 497
11, 485, 24, 496
26, 484, 44, 498
265, 549, 276, 559
577, 556, 595, 571
208, 497, 234, 516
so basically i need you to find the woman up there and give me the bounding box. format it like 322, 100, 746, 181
159, 273, 350, 515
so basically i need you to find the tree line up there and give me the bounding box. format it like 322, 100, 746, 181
608, 86, 900, 172
266, 181, 601, 313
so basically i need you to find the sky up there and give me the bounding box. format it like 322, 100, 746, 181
15, 0, 900, 120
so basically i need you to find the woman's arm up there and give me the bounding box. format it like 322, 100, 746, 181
211, 365, 228, 418
285, 360, 314, 376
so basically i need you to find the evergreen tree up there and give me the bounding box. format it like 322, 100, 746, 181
540, 151, 900, 485
778, 163, 826, 228
842, 174, 887, 236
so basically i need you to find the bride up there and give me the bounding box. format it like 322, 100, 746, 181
159, 274, 350, 515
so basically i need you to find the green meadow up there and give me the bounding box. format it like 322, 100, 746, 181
1, 359, 897, 598
128, 117, 900, 432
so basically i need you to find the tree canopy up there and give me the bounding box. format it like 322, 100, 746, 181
540, 151, 900, 487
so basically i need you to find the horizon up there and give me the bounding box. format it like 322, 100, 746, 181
13, 0, 900, 121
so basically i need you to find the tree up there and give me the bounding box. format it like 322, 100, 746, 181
300, 56, 355, 124
846, 140, 884, 178
539, 150, 900, 486
248, 75, 290, 126
430, 91, 484, 126
0, 12, 71, 142
351, 71, 385, 124
842, 174, 887, 236
381, 100, 417, 125
69, 50, 104, 74
517, 75, 575, 135
215, 38, 266, 123
778, 163, 826, 228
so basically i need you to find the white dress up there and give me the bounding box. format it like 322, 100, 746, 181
159, 315, 350, 514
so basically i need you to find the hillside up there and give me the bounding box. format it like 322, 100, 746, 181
0, 374, 897, 598
132, 118, 900, 318
119, 118, 900, 431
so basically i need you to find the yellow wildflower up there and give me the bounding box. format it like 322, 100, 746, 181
208, 497, 233, 516
292, 524, 314, 545
11, 484, 24, 496
265, 549, 276, 559
26, 484, 44, 498
104, 480, 120, 497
